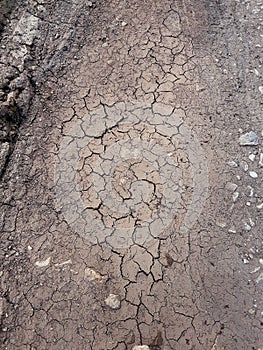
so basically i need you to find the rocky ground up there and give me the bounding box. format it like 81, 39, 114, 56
0, 0, 262, 349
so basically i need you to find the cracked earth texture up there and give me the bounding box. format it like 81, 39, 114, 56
0, 0, 262, 349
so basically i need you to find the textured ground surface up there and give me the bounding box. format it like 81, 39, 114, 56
0, 0, 262, 349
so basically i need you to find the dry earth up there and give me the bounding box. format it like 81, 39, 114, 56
0, 0, 262, 349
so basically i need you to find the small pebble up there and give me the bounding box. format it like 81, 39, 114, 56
121, 21, 128, 26
105, 294, 121, 309
225, 182, 238, 192
259, 86, 263, 94
256, 272, 263, 283
257, 203, 263, 209
259, 153, 263, 167
240, 160, 248, 171
250, 266, 260, 273
239, 131, 259, 146
85, 268, 107, 282
249, 218, 255, 227
247, 186, 254, 197
228, 160, 238, 167
248, 154, 256, 161
228, 226, 236, 234
132, 346, 150, 350
232, 192, 239, 202
249, 171, 258, 178
216, 221, 227, 228
244, 223, 251, 231
35, 257, 51, 267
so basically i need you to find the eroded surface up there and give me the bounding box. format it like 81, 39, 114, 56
0, 0, 262, 349
55, 103, 208, 248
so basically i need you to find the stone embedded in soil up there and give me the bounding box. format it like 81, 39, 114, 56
216, 220, 227, 228
84, 267, 107, 283
243, 222, 252, 231
35, 256, 51, 267
105, 293, 121, 309
225, 182, 238, 192
259, 153, 263, 166
249, 171, 258, 178
232, 191, 239, 202
132, 346, 150, 350
227, 160, 238, 167
256, 272, 263, 283
239, 131, 259, 146
228, 226, 237, 234
248, 153, 256, 161
240, 160, 248, 171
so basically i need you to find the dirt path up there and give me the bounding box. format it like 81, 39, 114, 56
0, 1, 262, 349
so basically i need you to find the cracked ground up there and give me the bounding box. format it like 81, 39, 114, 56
0, 0, 262, 349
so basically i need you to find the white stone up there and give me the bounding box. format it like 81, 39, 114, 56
35, 257, 51, 267
225, 182, 238, 192
227, 160, 238, 167
228, 226, 236, 234
247, 186, 254, 197
232, 192, 239, 202
249, 171, 258, 178
256, 272, 263, 283
249, 218, 255, 227
259, 86, 263, 94
244, 223, 251, 231
257, 203, 263, 209
259, 153, 263, 167
239, 131, 259, 146
250, 267, 260, 274
84, 268, 107, 282
55, 259, 72, 266
132, 346, 150, 350
216, 221, 227, 228
105, 294, 121, 309
248, 154, 256, 161
240, 160, 248, 171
